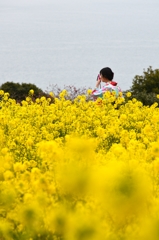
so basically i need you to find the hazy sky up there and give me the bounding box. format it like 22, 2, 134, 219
0, 0, 159, 90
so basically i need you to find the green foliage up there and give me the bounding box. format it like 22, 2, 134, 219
123, 90, 159, 106
127, 66, 159, 106
130, 66, 159, 94
0, 82, 52, 102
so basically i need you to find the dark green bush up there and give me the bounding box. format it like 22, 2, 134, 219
0, 82, 54, 103
126, 66, 159, 106
123, 90, 159, 106
130, 66, 159, 94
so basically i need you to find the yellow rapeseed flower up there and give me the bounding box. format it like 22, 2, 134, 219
29, 89, 34, 95
0, 88, 159, 238
126, 92, 132, 97
87, 89, 92, 95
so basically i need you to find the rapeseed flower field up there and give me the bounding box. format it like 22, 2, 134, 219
0, 89, 159, 240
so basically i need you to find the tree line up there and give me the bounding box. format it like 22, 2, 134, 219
0, 66, 159, 106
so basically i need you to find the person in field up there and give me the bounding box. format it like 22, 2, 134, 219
92, 67, 122, 101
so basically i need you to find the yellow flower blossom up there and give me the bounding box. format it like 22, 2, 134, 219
3, 170, 14, 180
14, 162, 23, 172
29, 89, 34, 95
0, 89, 4, 95
126, 92, 132, 97
0, 89, 159, 238
87, 89, 92, 95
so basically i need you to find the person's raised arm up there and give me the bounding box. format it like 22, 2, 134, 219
95, 74, 101, 89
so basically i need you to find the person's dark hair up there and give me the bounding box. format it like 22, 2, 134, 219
100, 67, 114, 80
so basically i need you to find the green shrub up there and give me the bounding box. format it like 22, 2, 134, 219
126, 66, 159, 106
0, 82, 54, 103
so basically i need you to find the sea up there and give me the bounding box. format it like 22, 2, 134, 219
0, 0, 159, 92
